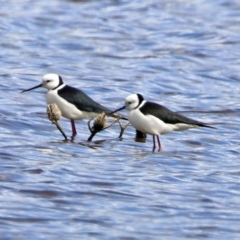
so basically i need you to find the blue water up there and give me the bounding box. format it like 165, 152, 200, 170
1, 0, 240, 239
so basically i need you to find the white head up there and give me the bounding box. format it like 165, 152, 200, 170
124, 94, 144, 111
22, 73, 64, 93
42, 73, 63, 90
113, 93, 145, 113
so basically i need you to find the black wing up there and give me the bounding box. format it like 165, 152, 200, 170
140, 101, 214, 128
58, 85, 111, 114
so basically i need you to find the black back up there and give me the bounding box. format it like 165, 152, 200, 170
139, 101, 213, 128
58, 85, 111, 114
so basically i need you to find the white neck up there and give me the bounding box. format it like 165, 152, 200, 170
49, 83, 66, 92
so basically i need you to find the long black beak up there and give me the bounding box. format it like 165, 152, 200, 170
109, 106, 125, 115
21, 83, 43, 93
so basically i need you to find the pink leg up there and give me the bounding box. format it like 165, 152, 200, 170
152, 135, 156, 152
70, 119, 77, 140
156, 135, 162, 151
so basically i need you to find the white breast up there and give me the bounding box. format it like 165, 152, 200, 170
46, 90, 99, 120
128, 109, 167, 135
128, 109, 198, 135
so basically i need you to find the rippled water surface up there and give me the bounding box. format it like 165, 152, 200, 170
1, 0, 240, 239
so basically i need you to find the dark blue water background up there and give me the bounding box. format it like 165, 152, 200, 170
1, 0, 240, 239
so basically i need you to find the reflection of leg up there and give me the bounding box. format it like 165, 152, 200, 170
156, 135, 162, 151
135, 130, 147, 142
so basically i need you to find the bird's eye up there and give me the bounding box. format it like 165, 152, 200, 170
46, 80, 51, 83
128, 101, 131, 105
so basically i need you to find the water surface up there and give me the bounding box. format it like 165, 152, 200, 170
1, 0, 240, 239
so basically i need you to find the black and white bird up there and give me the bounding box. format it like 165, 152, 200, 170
22, 73, 125, 139
112, 93, 215, 151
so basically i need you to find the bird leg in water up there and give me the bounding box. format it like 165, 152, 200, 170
152, 135, 156, 152
156, 135, 162, 151
70, 119, 77, 140
152, 135, 162, 152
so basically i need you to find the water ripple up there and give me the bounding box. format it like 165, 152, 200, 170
1, 0, 240, 239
